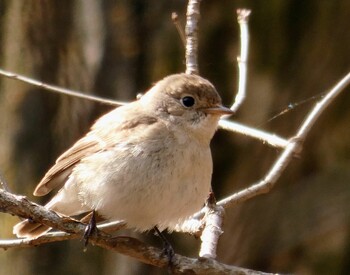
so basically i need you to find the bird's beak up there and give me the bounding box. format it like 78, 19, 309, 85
202, 105, 234, 116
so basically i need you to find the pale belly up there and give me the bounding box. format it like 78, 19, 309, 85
72, 142, 213, 231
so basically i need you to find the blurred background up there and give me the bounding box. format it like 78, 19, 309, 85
0, 0, 349, 274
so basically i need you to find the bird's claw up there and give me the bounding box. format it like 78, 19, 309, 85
82, 210, 97, 248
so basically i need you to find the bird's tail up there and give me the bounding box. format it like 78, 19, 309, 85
13, 185, 92, 238
13, 220, 51, 238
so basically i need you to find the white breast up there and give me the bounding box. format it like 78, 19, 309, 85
72, 132, 213, 231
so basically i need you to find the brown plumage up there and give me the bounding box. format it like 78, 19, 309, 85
13, 73, 233, 238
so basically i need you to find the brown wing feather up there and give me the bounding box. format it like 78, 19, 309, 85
33, 104, 159, 197
34, 137, 102, 196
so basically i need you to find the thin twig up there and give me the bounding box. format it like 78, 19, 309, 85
217, 72, 350, 208
295, 73, 350, 139
219, 119, 289, 148
0, 220, 126, 249
172, 12, 186, 47
185, 0, 201, 75
198, 194, 224, 259
0, 232, 77, 249
231, 9, 251, 112
0, 68, 127, 106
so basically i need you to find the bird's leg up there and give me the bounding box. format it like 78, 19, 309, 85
154, 226, 175, 267
83, 210, 97, 247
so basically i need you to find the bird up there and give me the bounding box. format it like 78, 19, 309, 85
13, 73, 233, 239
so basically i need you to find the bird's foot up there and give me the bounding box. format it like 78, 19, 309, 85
83, 210, 97, 248
154, 226, 175, 268
161, 241, 175, 266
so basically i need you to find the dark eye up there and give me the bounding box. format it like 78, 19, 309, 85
181, 96, 195, 107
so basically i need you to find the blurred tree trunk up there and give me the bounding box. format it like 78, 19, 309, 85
0, 1, 106, 274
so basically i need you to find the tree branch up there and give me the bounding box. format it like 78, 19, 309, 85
172, 12, 186, 47
0, 189, 272, 274
219, 120, 289, 148
230, 9, 251, 112
0, 68, 126, 106
185, 0, 201, 75
216, 72, 350, 208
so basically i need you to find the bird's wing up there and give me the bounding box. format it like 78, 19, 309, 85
34, 104, 159, 196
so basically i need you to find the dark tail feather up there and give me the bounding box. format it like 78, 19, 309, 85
13, 219, 51, 238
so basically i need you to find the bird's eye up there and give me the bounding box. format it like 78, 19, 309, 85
181, 96, 195, 107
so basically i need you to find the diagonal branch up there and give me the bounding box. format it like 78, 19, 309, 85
172, 12, 186, 47
0, 68, 127, 106
217, 72, 350, 208
219, 119, 289, 148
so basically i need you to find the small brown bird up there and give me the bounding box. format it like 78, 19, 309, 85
13, 73, 233, 238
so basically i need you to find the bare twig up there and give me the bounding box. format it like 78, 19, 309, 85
0, 68, 127, 106
219, 119, 289, 148
0, 232, 77, 249
0, 220, 126, 249
217, 72, 350, 208
185, 0, 201, 75
198, 194, 224, 259
231, 9, 251, 112
4, 223, 120, 249
172, 12, 186, 47
295, 73, 350, 139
